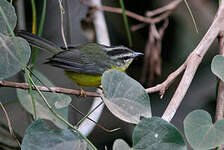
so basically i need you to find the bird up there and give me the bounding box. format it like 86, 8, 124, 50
16, 31, 143, 96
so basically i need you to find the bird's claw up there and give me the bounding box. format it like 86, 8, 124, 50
79, 88, 87, 97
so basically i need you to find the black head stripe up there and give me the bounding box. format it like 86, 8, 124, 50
106, 46, 133, 56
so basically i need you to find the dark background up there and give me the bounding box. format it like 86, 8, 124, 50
0, 0, 219, 149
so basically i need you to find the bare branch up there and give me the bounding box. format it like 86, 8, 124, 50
145, 60, 187, 97
161, 2, 224, 121
58, 0, 68, 49
0, 80, 99, 97
162, 53, 201, 121
146, 0, 183, 17
131, 23, 147, 32
82, 0, 183, 24
70, 103, 120, 133
0, 101, 21, 147
215, 31, 224, 122
216, 81, 224, 121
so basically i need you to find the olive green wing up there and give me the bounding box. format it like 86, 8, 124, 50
47, 46, 114, 75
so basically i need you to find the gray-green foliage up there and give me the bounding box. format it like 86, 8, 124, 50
113, 139, 130, 150
0, 0, 30, 80
132, 117, 186, 150
211, 55, 224, 81
0, 0, 17, 35
17, 70, 71, 128
0, 33, 31, 80
184, 110, 224, 150
21, 120, 89, 150
101, 69, 151, 124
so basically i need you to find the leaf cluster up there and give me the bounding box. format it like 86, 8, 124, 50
1, 1, 224, 150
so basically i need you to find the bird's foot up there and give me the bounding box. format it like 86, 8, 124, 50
79, 88, 87, 98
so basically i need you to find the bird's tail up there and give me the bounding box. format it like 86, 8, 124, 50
15, 31, 62, 54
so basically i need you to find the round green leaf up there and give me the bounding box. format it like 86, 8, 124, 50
21, 120, 89, 150
101, 70, 151, 124
113, 139, 130, 150
0, 34, 31, 80
184, 110, 224, 150
133, 117, 186, 150
0, 0, 17, 34
17, 70, 72, 128
211, 55, 224, 81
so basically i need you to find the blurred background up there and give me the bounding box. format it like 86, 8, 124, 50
0, 0, 219, 149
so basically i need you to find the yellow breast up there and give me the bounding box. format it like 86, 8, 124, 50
65, 71, 102, 86
65, 60, 132, 87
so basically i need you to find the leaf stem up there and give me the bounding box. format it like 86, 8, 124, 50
26, 73, 97, 150
184, 0, 198, 33
119, 0, 132, 47
30, 0, 47, 70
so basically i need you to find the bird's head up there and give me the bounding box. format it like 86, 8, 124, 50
104, 45, 143, 71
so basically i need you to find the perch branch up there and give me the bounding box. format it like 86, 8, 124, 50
0, 80, 99, 97
145, 1, 224, 122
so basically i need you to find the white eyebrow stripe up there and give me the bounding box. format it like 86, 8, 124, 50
104, 46, 129, 51
110, 53, 133, 60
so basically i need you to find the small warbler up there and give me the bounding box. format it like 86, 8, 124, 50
16, 31, 143, 92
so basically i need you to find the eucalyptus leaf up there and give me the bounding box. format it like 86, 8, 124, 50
0, 33, 30, 80
17, 70, 71, 128
21, 120, 89, 150
133, 117, 186, 150
101, 70, 151, 124
184, 110, 224, 150
211, 55, 224, 81
113, 139, 130, 150
0, 0, 17, 34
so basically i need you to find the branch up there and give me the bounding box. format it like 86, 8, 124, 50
145, 61, 186, 97
141, 20, 168, 85
0, 80, 99, 97
215, 32, 224, 122
146, 0, 183, 17
146, 1, 224, 121
0, 101, 20, 147
83, 0, 183, 24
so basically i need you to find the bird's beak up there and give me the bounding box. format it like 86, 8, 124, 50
133, 52, 144, 58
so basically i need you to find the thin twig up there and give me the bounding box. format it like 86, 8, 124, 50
58, 0, 68, 49
0, 80, 99, 97
131, 23, 147, 32
146, 0, 183, 17
82, 0, 182, 24
70, 103, 120, 132
0, 122, 22, 141
0, 101, 21, 147
145, 60, 187, 97
75, 101, 103, 127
